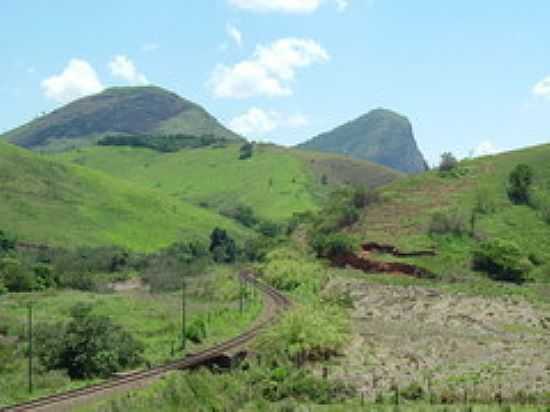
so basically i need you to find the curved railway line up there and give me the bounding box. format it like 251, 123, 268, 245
1, 272, 291, 412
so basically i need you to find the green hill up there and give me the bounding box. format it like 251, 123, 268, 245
3, 86, 242, 152
54, 143, 402, 222
0, 142, 251, 251
349, 143, 550, 291
297, 108, 428, 174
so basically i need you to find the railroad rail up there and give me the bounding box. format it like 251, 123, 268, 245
2, 272, 291, 412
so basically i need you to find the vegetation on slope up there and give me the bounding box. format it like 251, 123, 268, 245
297, 108, 428, 174
3, 86, 242, 152
0, 142, 250, 251
54, 143, 402, 222
347, 143, 550, 297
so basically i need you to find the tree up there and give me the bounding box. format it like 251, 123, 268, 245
239, 142, 254, 160
438, 152, 459, 172
0, 230, 16, 253
209, 228, 237, 263
473, 239, 530, 283
258, 221, 280, 238
0, 257, 35, 292
507, 164, 533, 205
35, 303, 144, 379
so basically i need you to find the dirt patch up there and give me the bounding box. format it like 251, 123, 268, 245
328, 279, 550, 402
362, 242, 436, 257
329, 242, 436, 278
110, 277, 146, 293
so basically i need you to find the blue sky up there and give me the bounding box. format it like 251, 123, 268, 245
2, 0, 550, 164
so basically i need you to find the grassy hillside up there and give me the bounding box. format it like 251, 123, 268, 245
0, 142, 250, 250
54, 144, 402, 222
3, 86, 242, 152
350, 143, 550, 293
297, 108, 428, 174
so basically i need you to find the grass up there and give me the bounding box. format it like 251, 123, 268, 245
350, 143, 550, 296
0, 266, 263, 407
0, 142, 252, 251
54, 143, 401, 222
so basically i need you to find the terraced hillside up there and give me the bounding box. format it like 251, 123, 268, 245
2, 86, 242, 152
350, 143, 550, 291
54, 143, 402, 221
0, 142, 251, 250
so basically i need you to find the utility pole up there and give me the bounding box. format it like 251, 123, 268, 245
239, 276, 245, 314
27, 303, 33, 394
181, 276, 186, 351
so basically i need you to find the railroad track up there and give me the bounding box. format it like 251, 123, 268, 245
2, 272, 291, 412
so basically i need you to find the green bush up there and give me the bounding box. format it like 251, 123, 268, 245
98, 133, 226, 153
438, 152, 459, 172
256, 304, 349, 363
311, 233, 355, 259
258, 221, 280, 238
0, 230, 16, 253
428, 210, 468, 236
352, 186, 381, 209
185, 318, 207, 344
209, 228, 237, 263
35, 303, 144, 379
239, 142, 254, 160
220, 204, 258, 228
473, 239, 531, 283
33, 263, 57, 290
0, 257, 35, 292
507, 164, 533, 205
260, 248, 328, 292
473, 186, 497, 214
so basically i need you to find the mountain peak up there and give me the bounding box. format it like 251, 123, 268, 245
3, 86, 242, 151
297, 108, 427, 173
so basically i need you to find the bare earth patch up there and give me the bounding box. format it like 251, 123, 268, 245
328, 279, 550, 401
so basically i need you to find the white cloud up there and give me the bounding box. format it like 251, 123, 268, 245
229, 107, 309, 136
41, 59, 104, 103
335, 0, 348, 11
108, 55, 148, 85
226, 24, 243, 47
533, 75, 550, 98
472, 140, 499, 158
142, 42, 160, 52
228, 0, 321, 14
209, 37, 329, 99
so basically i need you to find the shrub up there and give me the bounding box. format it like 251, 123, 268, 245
258, 221, 280, 238
530, 189, 550, 224
33, 263, 57, 290
185, 318, 207, 344
261, 253, 326, 292
473, 187, 497, 215
220, 204, 258, 228
0, 257, 35, 292
400, 382, 425, 401
0, 279, 6, 295
0, 230, 16, 253
209, 228, 237, 263
473, 239, 531, 283
311, 233, 355, 259
428, 210, 468, 236
507, 164, 533, 205
239, 142, 254, 160
352, 187, 381, 209
35, 303, 144, 379
255, 304, 349, 363
438, 152, 459, 172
